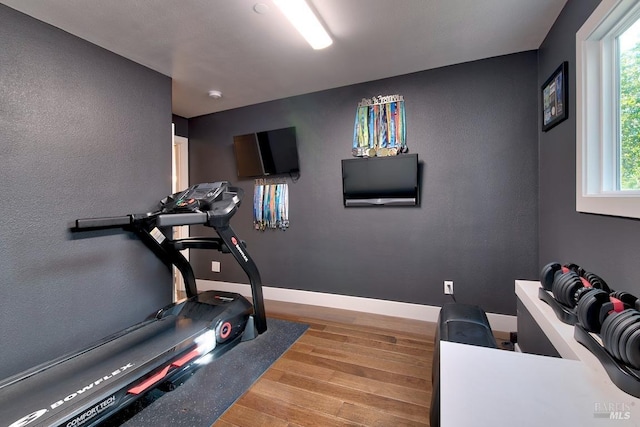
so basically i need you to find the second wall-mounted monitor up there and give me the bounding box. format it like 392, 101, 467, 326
233, 126, 300, 178
342, 154, 419, 206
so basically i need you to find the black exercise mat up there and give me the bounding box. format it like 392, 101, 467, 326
108, 318, 308, 426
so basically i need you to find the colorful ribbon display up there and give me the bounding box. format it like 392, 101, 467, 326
253, 182, 289, 231
353, 94, 407, 157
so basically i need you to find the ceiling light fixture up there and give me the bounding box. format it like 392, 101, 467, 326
208, 90, 222, 99
272, 0, 332, 50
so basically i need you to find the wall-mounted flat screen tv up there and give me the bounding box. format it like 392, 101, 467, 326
233, 126, 300, 178
342, 154, 419, 206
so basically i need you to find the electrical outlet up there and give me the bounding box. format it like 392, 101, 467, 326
444, 280, 454, 295
211, 261, 221, 273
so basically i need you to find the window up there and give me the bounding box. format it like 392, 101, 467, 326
619, 18, 640, 190
576, 0, 640, 219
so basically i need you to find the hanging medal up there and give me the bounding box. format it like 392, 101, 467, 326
366, 105, 376, 157
264, 184, 270, 229
359, 106, 369, 156
352, 106, 369, 157
394, 101, 402, 152
270, 184, 277, 228
399, 100, 408, 153
388, 103, 394, 155
264, 184, 269, 230
368, 105, 376, 157
388, 102, 397, 155
377, 104, 387, 156
352, 109, 360, 157
253, 184, 257, 229
275, 184, 283, 229
282, 183, 289, 229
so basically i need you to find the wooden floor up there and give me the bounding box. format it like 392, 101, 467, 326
213, 300, 437, 427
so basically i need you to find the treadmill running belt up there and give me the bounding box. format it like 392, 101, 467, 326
0, 315, 211, 426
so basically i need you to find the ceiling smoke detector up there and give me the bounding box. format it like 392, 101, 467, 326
253, 3, 269, 14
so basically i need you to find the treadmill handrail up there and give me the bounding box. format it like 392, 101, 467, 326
75, 215, 132, 229
172, 237, 228, 252
71, 182, 267, 330
156, 212, 208, 227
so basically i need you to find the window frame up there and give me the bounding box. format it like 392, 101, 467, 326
576, 0, 640, 219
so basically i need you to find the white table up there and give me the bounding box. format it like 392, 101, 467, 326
438, 281, 640, 426
441, 341, 639, 426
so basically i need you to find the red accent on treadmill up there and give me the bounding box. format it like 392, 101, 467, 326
172, 349, 200, 367
128, 366, 171, 395
231, 236, 238, 245
561, 266, 570, 273
127, 349, 200, 395
220, 322, 232, 339
580, 277, 592, 288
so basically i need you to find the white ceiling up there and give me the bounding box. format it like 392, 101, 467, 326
2, 0, 567, 118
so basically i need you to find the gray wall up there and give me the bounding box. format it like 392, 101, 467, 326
0, 6, 173, 380
189, 52, 539, 315
538, 0, 640, 294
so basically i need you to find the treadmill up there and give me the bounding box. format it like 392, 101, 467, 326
0, 182, 266, 427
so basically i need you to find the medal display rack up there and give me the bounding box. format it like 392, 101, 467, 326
254, 177, 287, 185
353, 94, 407, 157
253, 178, 289, 231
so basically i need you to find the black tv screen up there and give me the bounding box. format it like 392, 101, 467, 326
342, 154, 419, 206
233, 133, 263, 178
233, 127, 300, 178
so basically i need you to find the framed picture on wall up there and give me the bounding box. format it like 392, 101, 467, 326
542, 61, 568, 132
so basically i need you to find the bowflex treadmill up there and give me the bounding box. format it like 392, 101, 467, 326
0, 182, 266, 427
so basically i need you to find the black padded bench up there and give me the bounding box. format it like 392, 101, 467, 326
430, 303, 498, 427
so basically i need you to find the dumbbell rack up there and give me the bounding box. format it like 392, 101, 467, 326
574, 324, 640, 398
538, 287, 578, 325
538, 261, 640, 398
540, 286, 640, 398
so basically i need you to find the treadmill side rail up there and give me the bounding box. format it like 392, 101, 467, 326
212, 224, 267, 334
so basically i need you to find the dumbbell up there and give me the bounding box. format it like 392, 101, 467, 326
574, 272, 628, 332
575, 288, 624, 333
583, 289, 640, 368
540, 262, 580, 291
540, 262, 561, 291
538, 262, 582, 307
551, 267, 586, 308
552, 271, 581, 307
582, 271, 611, 293
610, 291, 640, 310
540, 263, 611, 307
600, 306, 640, 369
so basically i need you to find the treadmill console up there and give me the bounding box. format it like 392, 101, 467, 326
161, 182, 228, 213
161, 182, 242, 215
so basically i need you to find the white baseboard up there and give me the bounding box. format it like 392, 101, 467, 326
197, 279, 517, 333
